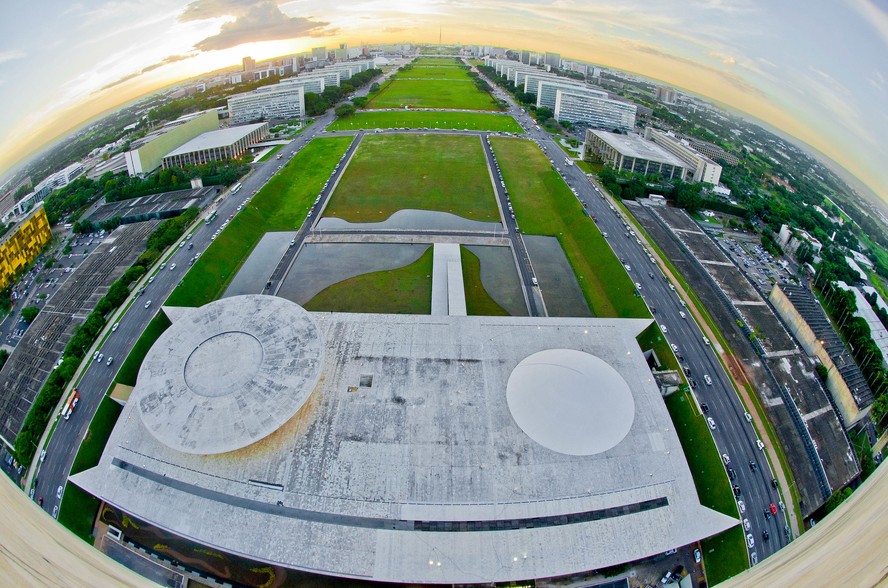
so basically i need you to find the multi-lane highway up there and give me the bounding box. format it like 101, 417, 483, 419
476, 68, 791, 561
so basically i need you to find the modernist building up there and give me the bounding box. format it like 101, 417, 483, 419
537, 79, 606, 110
161, 123, 269, 168
544, 51, 561, 69
124, 111, 220, 176
655, 86, 676, 104
554, 89, 637, 132
74, 295, 735, 586
275, 76, 325, 96
228, 84, 305, 125
644, 128, 722, 185
585, 129, 687, 179
0, 204, 52, 290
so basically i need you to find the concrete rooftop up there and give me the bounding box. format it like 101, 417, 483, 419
74, 296, 736, 585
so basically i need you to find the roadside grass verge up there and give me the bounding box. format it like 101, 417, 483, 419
304, 246, 433, 313
490, 137, 648, 318
615, 198, 803, 527
576, 160, 604, 174
461, 247, 509, 316
665, 390, 747, 584
166, 137, 352, 308
57, 396, 122, 542
324, 134, 499, 223
254, 145, 282, 162
366, 79, 498, 110
328, 111, 521, 133
637, 322, 682, 373
115, 313, 172, 387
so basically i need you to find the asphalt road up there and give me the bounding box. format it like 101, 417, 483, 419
479, 72, 791, 561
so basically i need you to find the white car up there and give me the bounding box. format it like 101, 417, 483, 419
738, 500, 746, 513
531, 277, 539, 286
170, 263, 176, 271
660, 324, 668, 333
671, 344, 679, 352
756, 439, 765, 451
744, 411, 753, 422
743, 518, 751, 531
707, 417, 716, 430
624, 264, 632, 271
679, 311, 686, 319
704, 374, 712, 385
746, 533, 755, 549
111, 322, 119, 332
145, 300, 152, 309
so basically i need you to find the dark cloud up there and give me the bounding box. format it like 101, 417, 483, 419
179, 0, 258, 22
193, 1, 329, 51
142, 54, 192, 73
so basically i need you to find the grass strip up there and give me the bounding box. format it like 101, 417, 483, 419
461, 247, 509, 316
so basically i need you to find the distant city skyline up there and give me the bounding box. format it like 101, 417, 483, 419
0, 1, 886, 206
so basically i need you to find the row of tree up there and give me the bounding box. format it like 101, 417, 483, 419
304, 68, 382, 116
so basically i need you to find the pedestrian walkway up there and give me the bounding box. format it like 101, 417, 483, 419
431, 243, 466, 316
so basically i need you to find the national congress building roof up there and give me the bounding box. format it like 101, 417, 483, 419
73, 296, 736, 585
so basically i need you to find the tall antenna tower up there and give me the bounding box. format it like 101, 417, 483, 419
439, 27, 442, 44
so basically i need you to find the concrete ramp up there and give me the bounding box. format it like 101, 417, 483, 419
432, 243, 466, 316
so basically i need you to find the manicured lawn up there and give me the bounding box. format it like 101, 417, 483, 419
304, 246, 433, 313
461, 247, 509, 316
366, 79, 498, 110
324, 134, 499, 223
57, 396, 123, 542
491, 137, 648, 318
166, 137, 352, 308
254, 144, 282, 162
665, 390, 747, 584
329, 111, 522, 133
413, 57, 463, 66
115, 313, 172, 386
393, 66, 471, 80
576, 160, 604, 174
637, 322, 682, 373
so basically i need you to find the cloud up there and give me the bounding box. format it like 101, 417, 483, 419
193, 1, 329, 51
382, 26, 408, 33
99, 54, 195, 91
179, 0, 257, 22
0, 50, 26, 64
100, 71, 143, 92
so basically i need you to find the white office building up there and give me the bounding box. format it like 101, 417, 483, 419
228, 85, 305, 124
278, 76, 325, 95
643, 128, 722, 185
585, 129, 687, 179
554, 89, 637, 132
537, 79, 606, 110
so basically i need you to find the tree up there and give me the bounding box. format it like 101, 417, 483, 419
823, 487, 853, 515
335, 103, 356, 118
352, 96, 368, 108
536, 107, 553, 123
0, 349, 9, 371
22, 306, 40, 324
369, 82, 380, 93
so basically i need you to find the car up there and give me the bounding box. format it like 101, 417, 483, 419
97, 353, 104, 363
671, 343, 679, 352
762, 530, 770, 541
624, 264, 632, 271
40, 449, 46, 463
771, 478, 780, 489
703, 336, 711, 345
679, 311, 686, 319
93, 351, 99, 361
749, 460, 758, 471
56, 485, 62, 499
186, 234, 192, 240
744, 411, 753, 422
751, 552, 758, 565
694, 548, 701, 564
649, 272, 655, 279
145, 300, 152, 309
746, 533, 755, 549
37, 496, 43, 506
178, 242, 185, 248
728, 467, 736, 480
722, 453, 731, 465
170, 263, 176, 271
701, 402, 709, 413
160, 263, 166, 270
635, 282, 641, 289
660, 571, 673, 585
148, 276, 155, 284
743, 518, 751, 531
738, 500, 746, 513
52, 505, 58, 519
770, 503, 778, 515
602, 232, 608, 238
660, 324, 668, 333
733, 485, 742, 496
704, 374, 712, 385
764, 508, 772, 520
707, 417, 716, 430
756, 439, 765, 451
111, 322, 119, 332
106, 356, 113, 366
531, 277, 539, 286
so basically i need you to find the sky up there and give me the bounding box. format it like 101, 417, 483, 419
0, 0, 886, 205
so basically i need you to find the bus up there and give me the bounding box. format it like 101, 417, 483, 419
207, 211, 218, 224
231, 182, 242, 194
62, 389, 80, 420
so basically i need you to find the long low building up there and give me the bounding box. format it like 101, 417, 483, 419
585, 129, 687, 179
644, 128, 722, 185
161, 123, 269, 168
555, 88, 637, 132
228, 84, 305, 125
125, 110, 220, 176
73, 296, 735, 586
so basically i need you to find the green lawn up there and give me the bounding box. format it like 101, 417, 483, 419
461, 246, 509, 316
57, 396, 123, 542
166, 137, 353, 308
366, 79, 498, 110
665, 390, 747, 584
412, 57, 463, 66
576, 160, 604, 174
637, 322, 682, 373
305, 246, 433, 313
328, 111, 522, 133
491, 137, 648, 318
254, 144, 282, 162
115, 313, 172, 386
393, 67, 471, 80
324, 134, 499, 223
